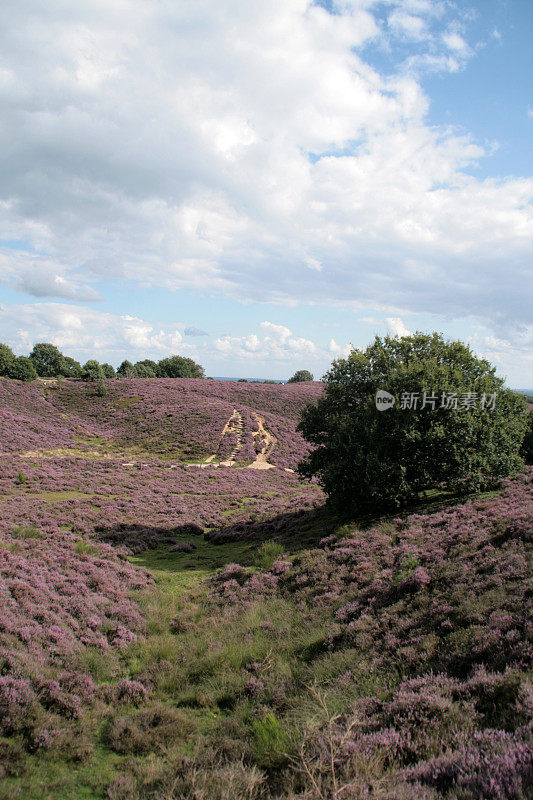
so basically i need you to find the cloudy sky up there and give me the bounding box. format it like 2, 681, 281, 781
0, 0, 531, 383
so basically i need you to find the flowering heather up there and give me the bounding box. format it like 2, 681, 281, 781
0, 454, 323, 551
0, 524, 151, 675
41, 377, 323, 467
207, 471, 533, 798
1, 376, 531, 799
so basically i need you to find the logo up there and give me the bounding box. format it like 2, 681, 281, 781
375, 390, 395, 411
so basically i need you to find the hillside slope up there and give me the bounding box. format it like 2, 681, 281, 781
0, 376, 531, 799
0, 377, 322, 468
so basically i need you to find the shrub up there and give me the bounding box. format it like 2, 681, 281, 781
252, 712, 292, 768
253, 540, 285, 571
299, 332, 528, 513
103, 704, 189, 754
521, 409, 533, 465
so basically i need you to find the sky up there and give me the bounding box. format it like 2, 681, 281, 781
0, 0, 531, 384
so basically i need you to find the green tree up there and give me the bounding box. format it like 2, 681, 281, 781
133, 361, 157, 378
29, 343, 65, 376
60, 356, 82, 378
288, 370, 313, 383
157, 355, 205, 378
117, 360, 134, 378
8, 356, 38, 382
101, 363, 116, 378
298, 332, 528, 514
0, 343, 15, 376
134, 359, 159, 377
80, 360, 104, 381
95, 376, 107, 396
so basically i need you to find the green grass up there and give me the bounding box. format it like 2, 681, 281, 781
0, 476, 510, 799
130, 536, 255, 578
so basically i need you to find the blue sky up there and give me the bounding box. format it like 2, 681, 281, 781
0, 0, 531, 383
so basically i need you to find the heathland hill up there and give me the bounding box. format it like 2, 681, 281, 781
0, 377, 531, 800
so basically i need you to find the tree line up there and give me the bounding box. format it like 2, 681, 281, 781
0, 342, 205, 382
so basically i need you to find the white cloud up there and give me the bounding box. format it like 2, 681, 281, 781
389, 12, 428, 41
0, 303, 194, 362
386, 317, 412, 337
442, 31, 469, 53
0, 0, 530, 349
214, 320, 319, 362
328, 338, 352, 358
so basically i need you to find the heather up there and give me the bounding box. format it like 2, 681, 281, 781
47, 378, 322, 467
0, 379, 531, 799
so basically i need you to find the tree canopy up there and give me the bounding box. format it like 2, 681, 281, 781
29, 343, 65, 377
101, 363, 116, 378
157, 355, 205, 379
117, 360, 134, 378
8, 356, 38, 382
298, 332, 528, 513
0, 343, 15, 376
134, 360, 158, 378
80, 360, 104, 381
288, 370, 313, 383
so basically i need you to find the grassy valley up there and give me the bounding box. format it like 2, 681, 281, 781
0, 378, 531, 799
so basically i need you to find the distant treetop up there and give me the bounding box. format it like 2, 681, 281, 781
288, 370, 314, 383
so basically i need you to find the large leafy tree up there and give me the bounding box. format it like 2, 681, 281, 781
60, 356, 82, 378
29, 343, 65, 377
134, 360, 158, 377
101, 363, 116, 378
8, 356, 38, 382
298, 333, 528, 513
117, 360, 134, 378
157, 355, 205, 378
288, 370, 313, 383
0, 343, 15, 376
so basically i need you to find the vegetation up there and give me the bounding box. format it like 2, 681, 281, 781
157, 355, 205, 379
81, 360, 105, 381
117, 359, 134, 378
101, 363, 116, 378
288, 369, 313, 383
299, 332, 528, 514
0, 337, 531, 799
7, 355, 38, 382
521, 409, 533, 465
0, 343, 15, 376
0, 343, 206, 383
28, 342, 66, 377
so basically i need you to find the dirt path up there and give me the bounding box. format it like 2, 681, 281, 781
190, 410, 280, 471
191, 409, 244, 468
249, 414, 276, 470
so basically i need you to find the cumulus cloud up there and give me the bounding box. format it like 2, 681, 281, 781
214, 320, 320, 361
386, 316, 412, 337
328, 338, 352, 358
0, 0, 530, 345
0, 303, 196, 362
